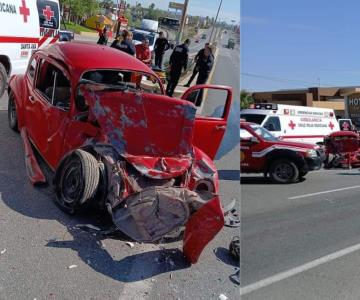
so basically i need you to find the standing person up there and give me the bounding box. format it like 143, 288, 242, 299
154, 31, 170, 69
135, 38, 152, 66
110, 34, 123, 48
193, 46, 214, 106
97, 27, 109, 45
184, 43, 211, 87
116, 30, 136, 56
166, 39, 191, 97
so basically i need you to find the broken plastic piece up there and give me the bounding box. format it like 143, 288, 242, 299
229, 269, 240, 285
68, 265, 78, 269
224, 208, 240, 228
125, 241, 135, 248
219, 294, 228, 300
0, 249, 6, 255
76, 224, 101, 231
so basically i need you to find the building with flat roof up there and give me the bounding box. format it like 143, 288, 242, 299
252, 87, 360, 118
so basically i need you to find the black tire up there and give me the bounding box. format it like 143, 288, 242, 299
8, 91, 18, 132
269, 159, 299, 184
300, 171, 308, 178
0, 63, 7, 98
54, 149, 100, 214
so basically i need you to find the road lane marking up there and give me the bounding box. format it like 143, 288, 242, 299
240, 242, 360, 296
288, 185, 360, 199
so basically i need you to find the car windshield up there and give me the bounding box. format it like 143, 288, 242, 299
250, 125, 278, 141
80, 70, 163, 95
241, 113, 266, 124
132, 32, 155, 45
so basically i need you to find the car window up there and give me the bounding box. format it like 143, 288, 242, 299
263, 116, 281, 131
28, 58, 37, 80
250, 125, 278, 141
36, 60, 71, 110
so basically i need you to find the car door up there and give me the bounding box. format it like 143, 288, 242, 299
181, 84, 232, 160
240, 126, 265, 172
27, 58, 71, 169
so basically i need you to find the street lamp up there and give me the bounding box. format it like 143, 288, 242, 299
209, 0, 223, 43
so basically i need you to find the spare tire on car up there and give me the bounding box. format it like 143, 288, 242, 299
54, 149, 100, 214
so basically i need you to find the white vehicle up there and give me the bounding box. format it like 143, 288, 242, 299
131, 29, 158, 52
241, 103, 340, 145
0, 0, 60, 97
140, 19, 158, 32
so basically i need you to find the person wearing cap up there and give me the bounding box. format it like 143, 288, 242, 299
166, 39, 191, 97
184, 43, 212, 87
154, 31, 170, 69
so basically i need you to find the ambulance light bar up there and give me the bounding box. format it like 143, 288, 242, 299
251, 103, 278, 110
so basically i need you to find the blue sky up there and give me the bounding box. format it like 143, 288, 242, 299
241, 0, 360, 92
123, 0, 240, 23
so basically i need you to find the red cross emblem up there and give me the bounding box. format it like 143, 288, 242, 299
19, 0, 30, 23
288, 120, 296, 130
329, 121, 335, 130
43, 5, 54, 22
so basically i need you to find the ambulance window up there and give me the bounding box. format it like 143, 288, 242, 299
28, 58, 37, 80
241, 114, 266, 125
264, 116, 281, 131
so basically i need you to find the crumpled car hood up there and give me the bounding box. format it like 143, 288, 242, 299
82, 87, 196, 178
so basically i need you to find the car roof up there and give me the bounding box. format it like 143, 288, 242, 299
132, 29, 156, 35
40, 42, 157, 81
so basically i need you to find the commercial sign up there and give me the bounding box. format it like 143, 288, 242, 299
169, 2, 184, 10
347, 93, 360, 127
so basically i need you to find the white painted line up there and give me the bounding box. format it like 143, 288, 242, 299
288, 185, 360, 200
241, 242, 360, 296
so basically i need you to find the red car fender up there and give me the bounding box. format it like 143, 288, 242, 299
183, 196, 224, 264
8, 75, 26, 128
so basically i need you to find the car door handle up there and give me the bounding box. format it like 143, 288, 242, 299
28, 96, 35, 103
216, 125, 226, 130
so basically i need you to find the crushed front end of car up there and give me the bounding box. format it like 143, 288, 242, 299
54, 85, 225, 263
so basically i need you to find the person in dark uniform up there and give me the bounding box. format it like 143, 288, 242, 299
154, 31, 170, 69
193, 46, 214, 106
184, 43, 211, 87
166, 39, 191, 97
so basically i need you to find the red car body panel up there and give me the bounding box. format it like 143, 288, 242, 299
8, 43, 233, 263
182, 84, 233, 160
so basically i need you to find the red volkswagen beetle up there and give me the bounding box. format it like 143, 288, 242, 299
7, 43, 232, 263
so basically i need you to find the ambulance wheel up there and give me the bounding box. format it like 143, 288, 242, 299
269, 159, 299, 183
0, 63, 7, 98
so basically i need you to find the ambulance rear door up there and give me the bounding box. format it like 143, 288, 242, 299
36, 0, 60, 49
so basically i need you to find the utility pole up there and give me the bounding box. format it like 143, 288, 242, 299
176, 0, 189, 45
209, 0, 223, 43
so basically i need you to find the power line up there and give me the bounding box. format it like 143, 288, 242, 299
240, 72, 334, 87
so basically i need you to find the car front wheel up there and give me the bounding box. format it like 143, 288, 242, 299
8, 91, 18, 132
54, 149, 100, 214
269, 159, 299, 183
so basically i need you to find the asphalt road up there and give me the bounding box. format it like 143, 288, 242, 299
241, 169, 360, 299
0, 32, 239, 299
